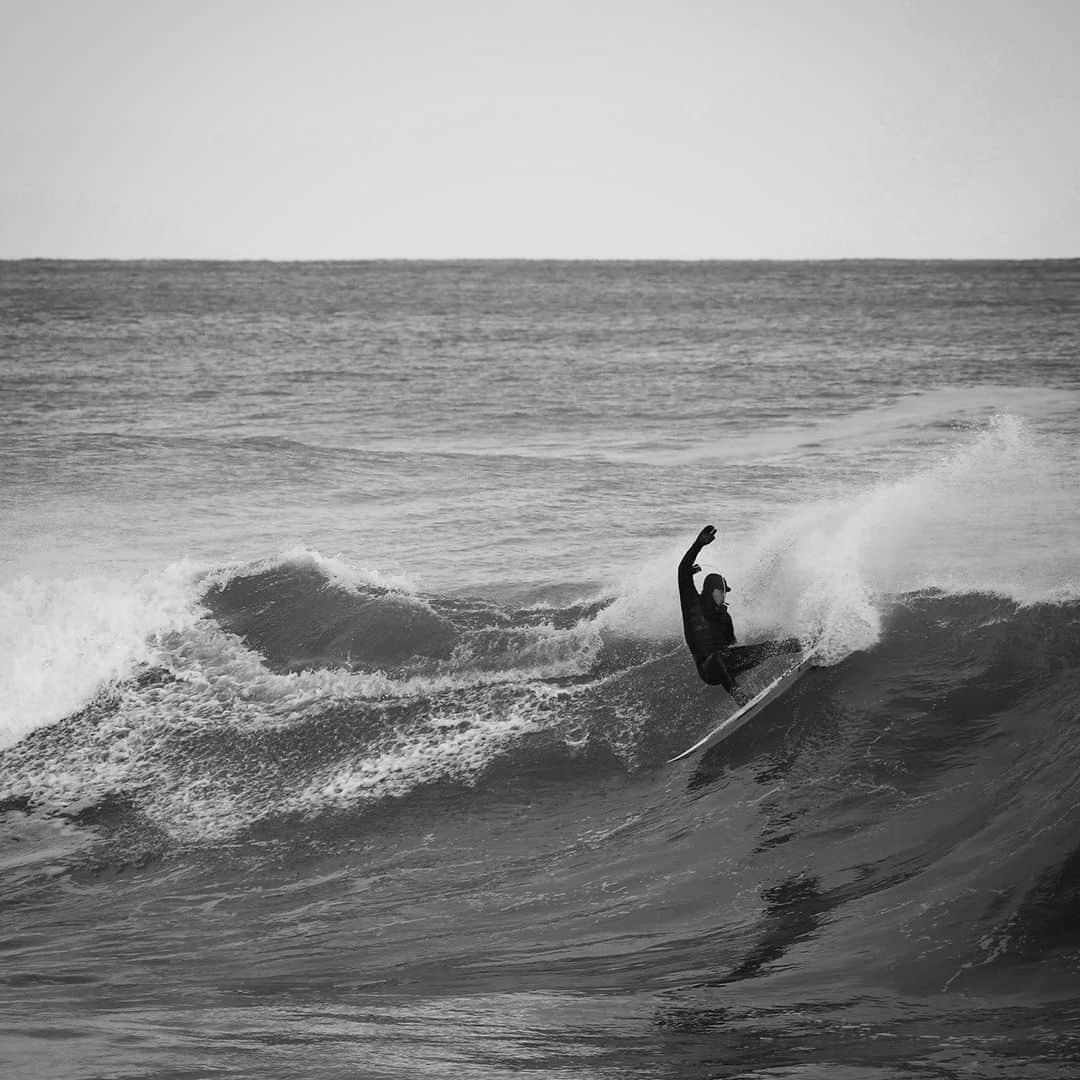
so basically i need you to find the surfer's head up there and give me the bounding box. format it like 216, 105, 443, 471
702, 573, 730, 609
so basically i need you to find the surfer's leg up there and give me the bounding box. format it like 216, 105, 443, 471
725, 637, 801, 675
697, 653, 750, 704
696, 652, 735, 691
724, 642, 776, 674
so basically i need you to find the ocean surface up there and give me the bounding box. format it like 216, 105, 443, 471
1, 260, 1079, 1079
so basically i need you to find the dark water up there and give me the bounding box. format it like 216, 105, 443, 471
1, 261, 1079, 1078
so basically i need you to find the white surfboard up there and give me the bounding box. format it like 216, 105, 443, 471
667, 653, 817, 764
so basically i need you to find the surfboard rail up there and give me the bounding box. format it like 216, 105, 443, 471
667, 652, 817, 764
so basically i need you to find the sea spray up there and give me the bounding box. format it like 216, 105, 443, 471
0, 563, 201, 749
598, 414, 1070, 662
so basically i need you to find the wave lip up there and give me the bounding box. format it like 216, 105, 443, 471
201, 557, 459, 672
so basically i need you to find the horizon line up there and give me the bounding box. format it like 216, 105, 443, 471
2, 255, 1078, 265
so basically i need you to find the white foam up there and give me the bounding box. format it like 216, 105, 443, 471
293, 702, 545, 812
0, 563, 202, 750
446, 621, 603, 679
152, 616, 599, 717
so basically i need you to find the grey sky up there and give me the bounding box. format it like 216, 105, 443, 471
2, 0, 1077, 258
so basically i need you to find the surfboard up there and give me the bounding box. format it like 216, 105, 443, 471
667, 652, 817, 764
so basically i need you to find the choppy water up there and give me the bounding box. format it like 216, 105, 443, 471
2, 260, 1079, 1078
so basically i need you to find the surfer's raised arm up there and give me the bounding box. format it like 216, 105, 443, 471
678, 524, 716, 593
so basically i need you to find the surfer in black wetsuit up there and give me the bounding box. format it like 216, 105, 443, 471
678, 525, 800, 700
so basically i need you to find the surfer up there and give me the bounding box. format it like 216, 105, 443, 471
678, 525, 799, 700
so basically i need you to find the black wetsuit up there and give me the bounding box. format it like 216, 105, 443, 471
678, 537, 799, 692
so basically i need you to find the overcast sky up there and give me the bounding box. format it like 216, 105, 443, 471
2, 0, 1077, 258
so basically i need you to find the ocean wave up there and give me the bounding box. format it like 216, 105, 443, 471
2, 587, 1077, 861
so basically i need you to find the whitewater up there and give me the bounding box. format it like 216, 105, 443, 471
1, 260, 1079, 1079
